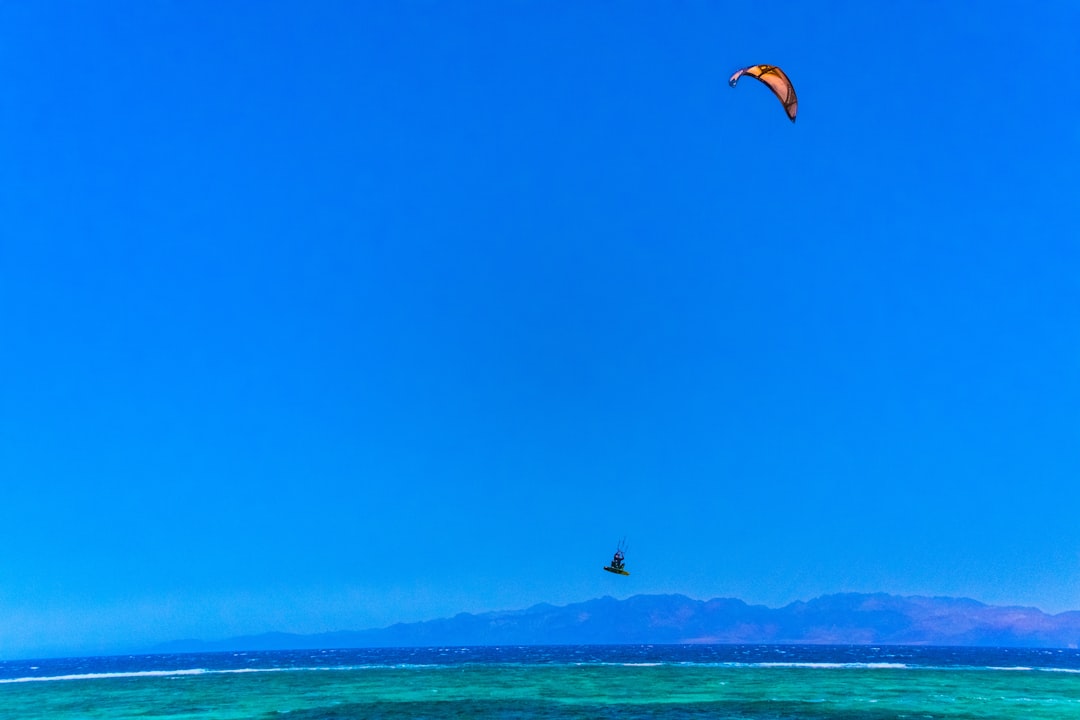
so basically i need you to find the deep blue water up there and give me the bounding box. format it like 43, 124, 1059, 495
4, 644, 1080, 680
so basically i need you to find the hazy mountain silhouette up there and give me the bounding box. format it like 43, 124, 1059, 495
153, 593, 1080, 653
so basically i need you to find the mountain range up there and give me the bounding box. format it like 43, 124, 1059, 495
153, 593, 1080, 653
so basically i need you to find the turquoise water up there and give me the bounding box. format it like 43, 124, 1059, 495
3, 646, 1079, 719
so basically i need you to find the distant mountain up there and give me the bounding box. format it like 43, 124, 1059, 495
152, 593, 1080, 653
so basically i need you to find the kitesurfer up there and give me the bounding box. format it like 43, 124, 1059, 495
603, 539, 630, 575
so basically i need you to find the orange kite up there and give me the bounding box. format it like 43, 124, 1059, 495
729, 64, 798, 123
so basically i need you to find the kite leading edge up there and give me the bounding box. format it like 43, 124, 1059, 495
729, 64, 798, 123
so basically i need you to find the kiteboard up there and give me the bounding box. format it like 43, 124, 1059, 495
603, 565, 630, 576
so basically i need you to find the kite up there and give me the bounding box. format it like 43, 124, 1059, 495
729, 64, 798, 123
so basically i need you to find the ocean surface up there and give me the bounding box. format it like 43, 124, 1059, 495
2, 645, 1079, 719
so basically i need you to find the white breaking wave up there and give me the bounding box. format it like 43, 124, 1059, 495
0, 664, 456, 685
753, 662, 910, 669
0, 667, 283, 684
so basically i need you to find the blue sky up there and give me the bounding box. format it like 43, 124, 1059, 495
1, 1, 1078, 659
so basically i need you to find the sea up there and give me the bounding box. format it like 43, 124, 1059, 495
2, 645, 1079, 719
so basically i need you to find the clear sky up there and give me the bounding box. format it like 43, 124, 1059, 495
1, 1, 1078, 660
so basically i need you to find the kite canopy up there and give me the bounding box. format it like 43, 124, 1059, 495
729, 64, 798, 123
